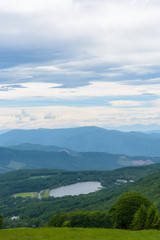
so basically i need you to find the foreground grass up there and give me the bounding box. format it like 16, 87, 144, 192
0, 228, 160, 240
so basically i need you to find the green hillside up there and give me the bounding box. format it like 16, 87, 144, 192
1, 164, 160, 228
0, 146, 160, 174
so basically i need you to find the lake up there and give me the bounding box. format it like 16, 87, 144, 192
50, 181, 102, 197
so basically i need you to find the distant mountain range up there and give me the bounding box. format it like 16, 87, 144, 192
0, 145, 160, 174
0, 126, 160, 156
10, 143, 75, 154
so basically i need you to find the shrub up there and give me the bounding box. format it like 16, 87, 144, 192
48, 211, 113, 228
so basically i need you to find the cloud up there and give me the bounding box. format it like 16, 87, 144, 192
0, 0, 160, 89
0, 84, 26, 91
0, 104, 160, 130
109, 100, 141, 107
1, 81, 160, 101
0, 0, 160, 65
44, 113, 56, 120
15, 109, 36, 121
1, 0, 160, 130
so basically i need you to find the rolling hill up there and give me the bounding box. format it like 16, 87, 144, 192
0, 146, 159, 173
9, 143, 75, 153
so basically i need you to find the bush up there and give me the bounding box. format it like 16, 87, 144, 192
48, 211, 113, 228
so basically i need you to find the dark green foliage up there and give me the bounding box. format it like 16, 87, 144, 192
48, 211, 113, 228
152, 212, 160, 229
131, 204, 147, 230
154, 215, 160, 230
110, 192, 151, 229
145, 205, 158, 229
1, 166, 160, 228
0, 214, 3, 228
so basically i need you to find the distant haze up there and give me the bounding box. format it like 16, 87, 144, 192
0, 126, 160, 157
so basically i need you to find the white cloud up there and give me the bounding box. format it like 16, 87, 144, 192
44, 113, 56, 120
109, 100, 141, 107
0, 0, 160, 65
0, 104, 160, 130
1, 0, 160, 130
1, 81, 160, 101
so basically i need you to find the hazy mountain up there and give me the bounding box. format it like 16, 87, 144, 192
0, 127, 160, 156
9, 143, 75, 154
0, 146, 159, 174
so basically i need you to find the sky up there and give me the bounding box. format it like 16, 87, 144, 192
0, 0, 160, 131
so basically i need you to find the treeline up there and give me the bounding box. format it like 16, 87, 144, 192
48, 211, 113, 228
47, 192, 160, 231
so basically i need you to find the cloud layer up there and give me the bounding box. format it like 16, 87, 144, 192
0, 0, 160, 130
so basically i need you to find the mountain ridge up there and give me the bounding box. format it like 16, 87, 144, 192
0, 126, 160, 156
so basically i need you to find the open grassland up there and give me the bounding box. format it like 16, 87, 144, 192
0, 228, 160, 240
13, 192, 38, 198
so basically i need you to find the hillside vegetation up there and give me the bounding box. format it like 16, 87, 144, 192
1, 164, 160, 228
0, 146, 160, 174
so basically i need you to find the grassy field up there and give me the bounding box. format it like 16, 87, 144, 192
40, 189, 50, 198
0, 228, 160, 240
13, 192, 38, 198
13, 189, 50, 199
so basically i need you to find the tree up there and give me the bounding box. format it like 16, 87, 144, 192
131, 204, 147, 230
109, 192, 151, 229
152, 211, 160, 229
0, 214, 2, 228
145, 205, 158, 229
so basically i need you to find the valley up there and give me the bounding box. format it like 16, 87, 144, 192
1, 127, 160, 231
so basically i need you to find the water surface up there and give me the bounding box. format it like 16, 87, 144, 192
50, 181, 102, 198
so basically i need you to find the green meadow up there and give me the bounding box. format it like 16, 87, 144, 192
0, 228, 160, 240
13, 192, 38, 198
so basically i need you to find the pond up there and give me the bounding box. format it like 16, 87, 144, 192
50, 181, 102, 198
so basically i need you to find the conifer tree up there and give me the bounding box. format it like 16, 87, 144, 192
152, 214, 160, 230
131, 204, 147, 230
152, 211, 159, 229
145, 205, 157, 229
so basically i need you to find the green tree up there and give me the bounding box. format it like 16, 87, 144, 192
154, 215, 160, 230
145, 205, 158, 229
109, 192, 151, 229
0, 214, 2, 228
131, 204, 147, 230
152, 212, 160, 229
